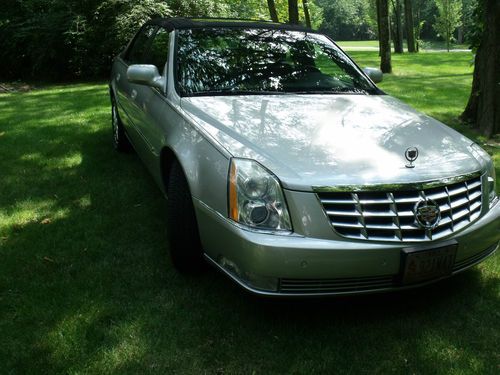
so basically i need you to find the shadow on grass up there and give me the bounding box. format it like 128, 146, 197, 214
0, 84, 498, 374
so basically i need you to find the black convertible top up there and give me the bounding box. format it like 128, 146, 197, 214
145, 17, 314, 33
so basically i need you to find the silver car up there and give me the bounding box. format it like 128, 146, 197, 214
109, 18, 499, 296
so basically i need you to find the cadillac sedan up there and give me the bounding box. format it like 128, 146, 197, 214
109, 18, 499, 296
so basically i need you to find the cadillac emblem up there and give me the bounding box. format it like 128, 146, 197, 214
405, 147, 419, 168
415, 199, 441, 229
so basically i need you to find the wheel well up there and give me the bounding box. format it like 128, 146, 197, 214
160, 147, 178, 193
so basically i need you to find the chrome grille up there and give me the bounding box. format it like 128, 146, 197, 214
318, 175, 483, 242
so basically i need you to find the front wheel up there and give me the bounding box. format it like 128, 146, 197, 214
111, 97, 132, 152
166, 161, 204, 273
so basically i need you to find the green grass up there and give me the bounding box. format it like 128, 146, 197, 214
0, 52, 499, 374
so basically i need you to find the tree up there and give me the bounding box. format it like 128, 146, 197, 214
288, 0, 299, 24
0, 0, 171, 79
392, 0, 404, 53
461, 0, 499, 136
404, 0, 417, 52
316, 0, 375, 41
267, 0, 279, 22
434, 0, 462, 51
303, 0, 312, 28
377, 0, 392, 72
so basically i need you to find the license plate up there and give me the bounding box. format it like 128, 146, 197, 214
401, 243, 458, 285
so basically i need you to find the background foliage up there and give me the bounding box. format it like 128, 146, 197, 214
0, 0, 478, 80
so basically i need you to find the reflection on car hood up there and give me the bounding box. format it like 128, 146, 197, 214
181, 94, 481, 191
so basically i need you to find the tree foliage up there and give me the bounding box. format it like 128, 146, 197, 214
0, 0, 471, 80
434, 0, 462, 51
0, 0, 171, 79
316, 0, 376, 40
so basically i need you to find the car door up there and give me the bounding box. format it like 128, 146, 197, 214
132, 26, 172, 169
114, 24, 157, 155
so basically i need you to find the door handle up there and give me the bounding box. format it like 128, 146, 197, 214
131, 89, 137, 100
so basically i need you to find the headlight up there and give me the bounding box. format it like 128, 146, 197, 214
228, 158, 292, 231
469, 143, 496, 203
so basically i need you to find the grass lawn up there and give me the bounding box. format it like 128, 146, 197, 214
1, 52, 499, 374
338, 40, 470, 51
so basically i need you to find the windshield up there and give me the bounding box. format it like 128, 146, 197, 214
176, 28, 378, 96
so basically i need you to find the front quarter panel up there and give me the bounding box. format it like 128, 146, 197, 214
161, 30, 232, 217
161, 100, 231, 217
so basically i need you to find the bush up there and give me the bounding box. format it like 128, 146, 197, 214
0, 0, 170, 80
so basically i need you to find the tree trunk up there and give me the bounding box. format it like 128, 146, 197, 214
446, 29, 450, 52
457, 25, 463, 44
392, 0, 404, 53
461, 0, 500, 137
267, 0, 279, 22
378, 0, 392, 73
377, 0, 382, 56
414, 4, 421, 51
303, 0, 312, 28
404, 0, 416, 52
288, 0, 299, 24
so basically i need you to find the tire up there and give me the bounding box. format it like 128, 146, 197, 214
166, 161, 204, 273
111, 96, 132, 152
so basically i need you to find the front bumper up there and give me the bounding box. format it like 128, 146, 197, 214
194, 198, 500, 296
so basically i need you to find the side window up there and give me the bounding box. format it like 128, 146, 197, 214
145, 27, 170, 73
125, 25, 157, 64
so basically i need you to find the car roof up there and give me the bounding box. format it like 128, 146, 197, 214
146, 17, 313, 33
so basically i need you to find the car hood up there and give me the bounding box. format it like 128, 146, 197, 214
181, 94, 482, 191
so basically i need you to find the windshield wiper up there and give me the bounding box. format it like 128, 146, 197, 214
186, 87, 375, 97
288, 87, 371, 95
188, 89, 292, 97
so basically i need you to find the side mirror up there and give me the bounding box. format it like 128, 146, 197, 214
127, 64, 165, 90
363, 67, 383, 84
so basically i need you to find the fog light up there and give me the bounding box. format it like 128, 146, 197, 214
245, 272, 279, 292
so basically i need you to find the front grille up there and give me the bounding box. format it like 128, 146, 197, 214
318, 175, 483, 242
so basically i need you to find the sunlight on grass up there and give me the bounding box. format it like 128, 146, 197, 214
0, 199, 70, 234
19, 152, 83, 170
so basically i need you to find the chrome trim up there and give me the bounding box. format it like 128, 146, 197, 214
317, 174, 483, 242
312, 171, 482, 193
490, 196, 499, 208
